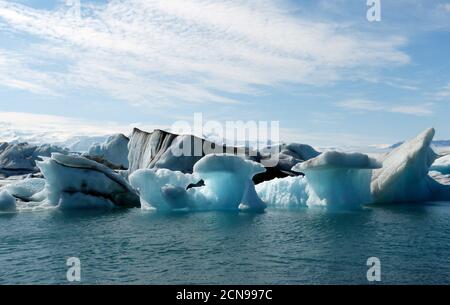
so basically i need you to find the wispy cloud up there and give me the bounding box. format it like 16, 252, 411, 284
0, 111, 165, 144
0, 49, 60, 95
0, 0, 409, 108
435, 83, 450, 99
337, 99, 434, 116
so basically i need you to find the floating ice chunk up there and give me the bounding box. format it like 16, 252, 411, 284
254, 128, 450, 209
371, 128, 439, 203
36, 153, 140, 210
292, 151, 381, 207
158, 154, 267, 211
191, 154, 266, 210
129, 168, 199, 210
430, 154, 450, 175
86, 134, 129, 169
4, 178, 45, 201
0, 190, 16, 212
256, 176, 309, 209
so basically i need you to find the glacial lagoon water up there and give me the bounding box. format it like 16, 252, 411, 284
1, 203, 450, 284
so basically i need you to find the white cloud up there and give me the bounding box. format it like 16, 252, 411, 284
0, 49, 60, 95
435, 83, 450, 99
337, 99, 433, 116
0, 111, 165, 144
0, 0, 409, 107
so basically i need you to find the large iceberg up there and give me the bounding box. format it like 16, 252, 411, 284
34, 153, 140, 210
257, 128, 450, 208
85, 134, 129, 169
2, 126, 449, 213
294, 151, 381, 207
128, 128, 246, 174
370, 128, 441, 203
127, 128, 315, 184
257, 151, 380, 208
189, 154, 266, 211
130, 154, 267, 211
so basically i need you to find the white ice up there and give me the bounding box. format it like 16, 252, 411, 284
370, 128, 439, 203
130, 154, 267, 211
430, 154, 450, 175
4, 178, 45, 201
257, 128, 450, 208
35, 153, 139, 210
87, 134, 129, 169
129, 168, 199, 210
256, 176, 309, 208
293, 151, 381, 207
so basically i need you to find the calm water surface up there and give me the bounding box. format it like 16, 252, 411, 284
1, 202, 450, 284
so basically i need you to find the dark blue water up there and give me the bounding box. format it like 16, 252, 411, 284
1, 203, 450, 284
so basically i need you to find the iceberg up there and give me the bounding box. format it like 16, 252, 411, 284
370, 128, 441, 203
129, 168, 199, 210
256, 176, 309, 208
257, 128, 450, 208
0, 142, 68, 175
0, 189, 16, 212
127, 128, 313, 184
256, 151, 380, 208
127, 128, 246, 174
188, 154, 266, 211
293, 151, 381, 207
430, 154, 450, 175
35, 153, 140, 210
130, 154, 267, 211
85, 134, 130, 169
2, 127, 448, 212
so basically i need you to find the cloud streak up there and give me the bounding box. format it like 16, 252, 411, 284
0, 111, 165, 144
337, 99, 434, 116
0, 0, 409, 108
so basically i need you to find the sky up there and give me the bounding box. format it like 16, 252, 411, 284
0, 0, 449, 147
